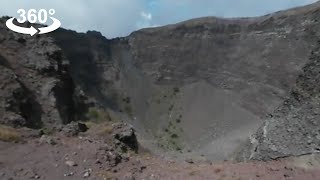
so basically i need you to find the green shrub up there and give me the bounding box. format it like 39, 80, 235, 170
86, 108, 111, 123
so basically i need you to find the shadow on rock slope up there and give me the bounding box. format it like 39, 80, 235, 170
1, 1, 320, 162
49, 2, 320, 161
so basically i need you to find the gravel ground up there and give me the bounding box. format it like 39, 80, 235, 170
1, 127, 320, 180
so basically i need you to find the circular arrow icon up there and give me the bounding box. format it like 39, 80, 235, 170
5, 9, 61, 36
38, 17, 61, 34
6, 18, 38, 36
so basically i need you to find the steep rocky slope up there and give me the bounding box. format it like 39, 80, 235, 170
0, 18, 88, 128
1, 1, 320, 163
52, 2, 320, 160
236, 39, 320, 161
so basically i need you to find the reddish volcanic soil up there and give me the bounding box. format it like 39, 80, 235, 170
1, 126, 320, 180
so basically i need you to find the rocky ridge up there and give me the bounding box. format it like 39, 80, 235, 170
0, 1, 320, 164
0, 18, 80, 128
236, 39, 320, 161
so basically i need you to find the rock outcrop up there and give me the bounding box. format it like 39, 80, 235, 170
112, 123, 138, 152
0, 17, 88, 128
236, 39, 320, 161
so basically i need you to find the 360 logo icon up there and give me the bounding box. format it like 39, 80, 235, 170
6, 9, 61, 36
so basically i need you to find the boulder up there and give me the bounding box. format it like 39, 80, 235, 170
112, 123, 138, 152
62, 122, 88, 137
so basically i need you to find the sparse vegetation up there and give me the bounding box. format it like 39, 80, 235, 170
214, 168, 223, 174
0, 125, 21, 142
97, 123, 114, 135
86, 108, 111, 123
124, 105, 133, 116
169, 105, 174, 111
156, 113, 185, 151
39, 127, 54, 135
83, 121, 96, 129
173, 87, 180, 94
189, 170, 198, 176
122, 97, 131, 104
171, 134, 179, 138
87, 108, 99, 119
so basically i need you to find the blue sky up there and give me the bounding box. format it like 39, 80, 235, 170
0, 0, 318, 38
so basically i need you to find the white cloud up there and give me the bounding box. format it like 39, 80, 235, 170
141, 12, 152, 21
136, 11, 156, 29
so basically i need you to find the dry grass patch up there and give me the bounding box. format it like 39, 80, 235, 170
86, 122, 114, 136
189, 170, 199, 176
99, 124, 113, 135
0, 125, 21, 142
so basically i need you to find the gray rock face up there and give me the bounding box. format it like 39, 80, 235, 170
50, 2, 320, 160
83, 3, 320, 160
0, 17, 88, 128
235, 40, 320, 161
112, 123, 138, 152
62, 122, 88, 137
0, 48, 42, 128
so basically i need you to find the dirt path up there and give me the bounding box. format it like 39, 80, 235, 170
1, 130, 320, 180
